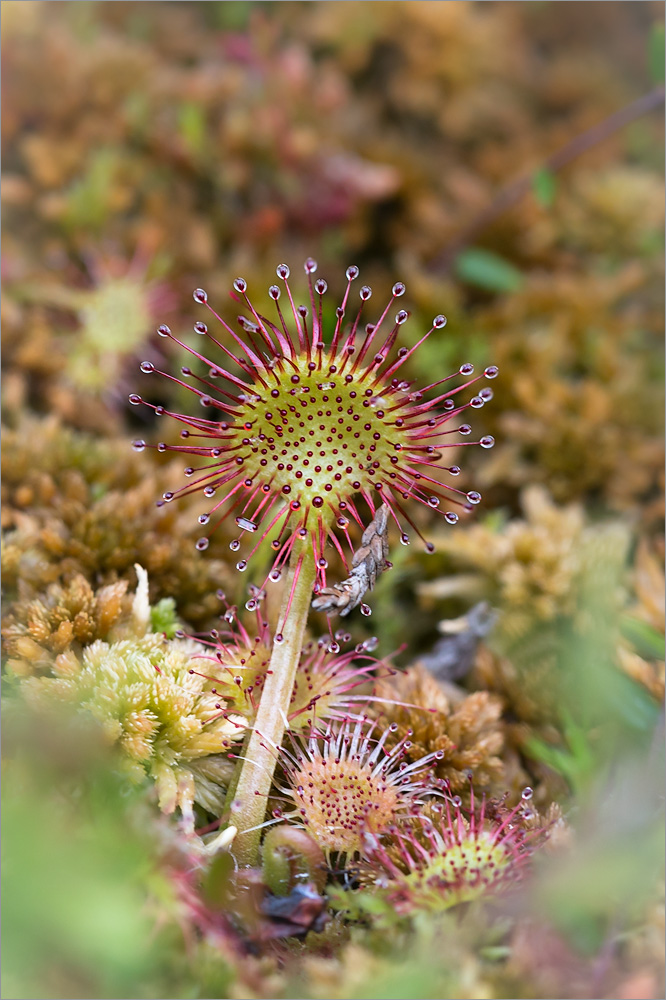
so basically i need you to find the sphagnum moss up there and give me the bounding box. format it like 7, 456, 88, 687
21, 632, 240, 823
133, 260, 496, 863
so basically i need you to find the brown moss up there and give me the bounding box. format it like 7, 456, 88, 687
1, 416, 234, 630
374, 663, 505, 794
2, 575, 130, 676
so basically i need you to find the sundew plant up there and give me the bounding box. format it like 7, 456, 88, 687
2, 4, 664, 998
131, 260, 498, 863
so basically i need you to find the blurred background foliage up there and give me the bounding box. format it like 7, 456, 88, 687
1, 2, 664, 998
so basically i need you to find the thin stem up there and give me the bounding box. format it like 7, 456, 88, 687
227, 542, 316, 866
222, 728, 251, 817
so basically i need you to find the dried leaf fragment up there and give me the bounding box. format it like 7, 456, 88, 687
312, 504, 390, 617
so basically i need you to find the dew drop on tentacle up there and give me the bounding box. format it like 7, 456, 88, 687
480, 435, 495, 449
315, 279, 328, 295
236, 559, 248, 572
466, 491, 482, 505
392, 282, 406, 297
157, 324, 171, 337
360, 604, 372, 616
433, 314, 447, 328
193, 288, 208, 304
194, 321, 207, 335
229, 539, 241, 551
304, 258, 317, 274
196, 537, 209, 551
346, 265, 359, 280
140, 361, 155, 373
233, 277, 247, 293
484, 365, 499, 379
277, 263, 290, 280
129, 394, 142, 405
236, 516, 258, 533
444, 512, 459, 524
459, 363, 474, 375
132, 439, 146, 451
400, 533, 410, 546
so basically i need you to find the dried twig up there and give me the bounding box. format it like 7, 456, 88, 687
429, 85, 665, 274
311, 504, 390, 617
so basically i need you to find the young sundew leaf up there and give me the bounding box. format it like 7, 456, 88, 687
455, 248, 525, 293
648, 23, 665, 84
532, 167, 557, 207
